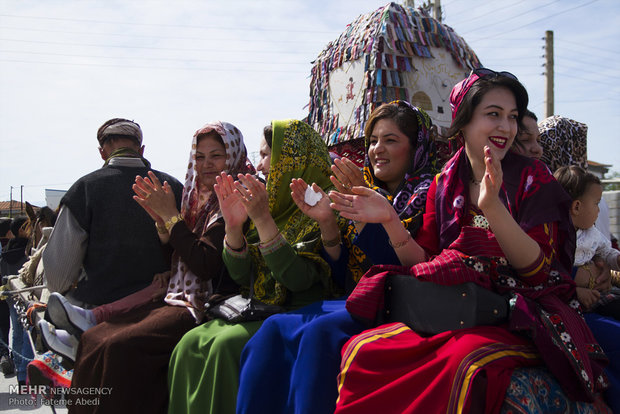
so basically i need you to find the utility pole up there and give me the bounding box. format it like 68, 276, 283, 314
434, 0, 442, 22
544, 30, 554, 118
415, 0, 442, 22
9, 186, 13, 218
20, 185, 23, 214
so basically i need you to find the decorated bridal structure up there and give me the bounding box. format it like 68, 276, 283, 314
307, 2, 481, 164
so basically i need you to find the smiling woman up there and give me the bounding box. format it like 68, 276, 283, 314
59, 121, 255, 414
195, 130, 228, 190
512, 110, 543, 159
235, 103, 439, 414
367, 118, 414, 194
331, 69, 611, 413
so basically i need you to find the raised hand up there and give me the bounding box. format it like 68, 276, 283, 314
330, 186, 393, 224
478, 146, 504, 212
233, 174, 271, 226
214, 173, 248, 231
290, 178, 334, 224
330, 157, 366, 195
133, 171, 179, 227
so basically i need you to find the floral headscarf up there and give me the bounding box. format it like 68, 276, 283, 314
344, 101, 438, 283
165, 121, 255, 322
363, 101, 439, 234
538, 115, 588, 173
245, 120, 333, 305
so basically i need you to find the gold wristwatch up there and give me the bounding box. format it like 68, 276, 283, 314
164, 214, 184, 232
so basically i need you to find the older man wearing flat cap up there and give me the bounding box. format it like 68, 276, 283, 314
43, 118, 183, 308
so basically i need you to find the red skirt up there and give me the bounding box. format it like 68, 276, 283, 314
335, 323, 541, 414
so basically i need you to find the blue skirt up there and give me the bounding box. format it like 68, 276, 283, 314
237, 299, 365, 414
585, 312, 620, 413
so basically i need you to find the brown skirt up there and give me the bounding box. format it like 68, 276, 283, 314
68, 301, 197, 414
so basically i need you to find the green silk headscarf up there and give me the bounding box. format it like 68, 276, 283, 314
245, 120, 334, 305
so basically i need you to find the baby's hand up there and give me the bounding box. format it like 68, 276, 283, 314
575, 287, 600, 311
574, 264, 592, 288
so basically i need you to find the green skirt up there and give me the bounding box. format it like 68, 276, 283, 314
167, 319, 263, 414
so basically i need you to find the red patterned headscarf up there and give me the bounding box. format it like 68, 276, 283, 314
434, 148, 575, 274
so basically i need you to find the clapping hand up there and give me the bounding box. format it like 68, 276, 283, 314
133, 171, 178, 222
232, 174, 272, 225
290, 178, 334, 224
330, 157, 366, 195
214, 173, 248, 231
329, 186, 394, 224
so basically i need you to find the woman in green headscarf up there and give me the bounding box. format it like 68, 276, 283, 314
167, 120, 336, 414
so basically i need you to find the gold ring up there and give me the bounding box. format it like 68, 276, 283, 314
144, 193, 151, 200
349, 201, 353, 208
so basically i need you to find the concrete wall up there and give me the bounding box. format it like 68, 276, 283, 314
603, 190, 620, 238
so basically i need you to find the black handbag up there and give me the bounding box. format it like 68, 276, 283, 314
208, 267, 284, 323
383, 274, 509, 336
208, 294, 284, 323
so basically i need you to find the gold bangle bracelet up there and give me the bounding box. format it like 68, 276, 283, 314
155, 222, 168, 234
224, 236, 246, 252
322, 234, 342, 248
583, 264, 596, 290
389, 233, 412, 249
611, 270, 620, 287
259, 230, 281, 247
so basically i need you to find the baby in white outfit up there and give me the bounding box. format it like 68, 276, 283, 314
554, 166, 620, 317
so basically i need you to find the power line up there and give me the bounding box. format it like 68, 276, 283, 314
446, 1, 521, 26
475, 56, 541, 62
468, 0, 600, 41
557, 39, 620, 58
0, 37, 317, 55
452, 0, 561, 28
555, 62, 620, 81
0, 49, 310, 66
459, 0, 564, 35
0, 58, 310, 73
556, 71, 620, 89
555, 45, 620, 65
0, 13, 336, 34
559, 97, 618, 104
0, 25, 328, 45
472, 45, 537, 50
478, 63, 542, 68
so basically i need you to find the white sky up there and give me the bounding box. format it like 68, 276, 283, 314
1, 0, 619, 206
